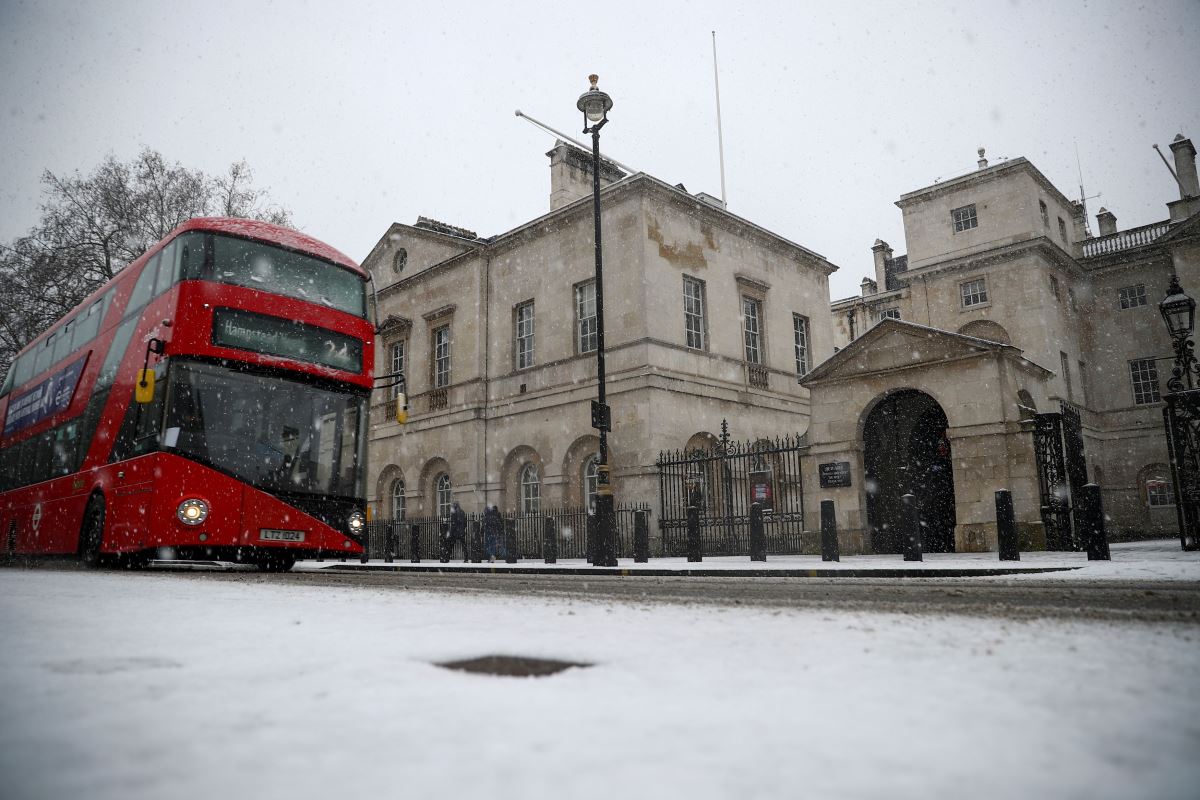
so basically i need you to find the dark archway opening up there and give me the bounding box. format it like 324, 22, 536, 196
864, 390, 957, 553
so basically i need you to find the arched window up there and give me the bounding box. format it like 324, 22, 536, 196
391, 479, 406, 522
435, 473, 452, 519
1140, 464, 1175, 507
583, 455, 600, 511
520, 463, 540, 515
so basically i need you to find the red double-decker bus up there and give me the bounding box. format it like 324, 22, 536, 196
0, 218, 373, 570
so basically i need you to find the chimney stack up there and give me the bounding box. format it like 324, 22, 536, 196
977, 147, 988, 169
871, 239, 892, 288
1096, 208, 1117, 236
861, 276, 878, 296
1170, 134, 1199, 199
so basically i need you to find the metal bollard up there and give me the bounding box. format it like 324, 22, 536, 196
439, 522, 451, 563
586, 512, 597, 564
634, 510, 649, 563
995, 489, 1020, 561
470, 520, 483, 563
543, 516, 557, 564
820, 499, 840, 562
749, 502, 766, 562
902, 493, 923, 562
1080, 483, 1111, 561
504, 518, 518, 564
686, 503, 702, 562
384, 524, 395, 564
410, 524, 421, 563
360, 526, 369, 563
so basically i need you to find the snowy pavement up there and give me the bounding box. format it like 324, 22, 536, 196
300, 537, 1200, 582
1, 542, 1198, 800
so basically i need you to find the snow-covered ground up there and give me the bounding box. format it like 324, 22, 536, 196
1, 548, 1198, 800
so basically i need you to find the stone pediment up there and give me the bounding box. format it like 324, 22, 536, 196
802, 319, 1048, 386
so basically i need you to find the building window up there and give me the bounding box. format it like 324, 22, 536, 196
1039, 200, 1049, 227
435, 473, 452, 519
960, 278, 988, 307
951, 204, 978, 233
1060, 352, 1073, 402
576, 281, 598, 354
389, 341, 406, 399
1058, 217, 1068, 242
742, 296, 763, 364
433, 326, 451, 388
391, 478, 406, 521
1145, 469, 1175, 507
1050, 275, 1060, 302
792, 313, 810, 378
1119, 284, 1147, 309
515, 301, 535, 370
583, 455, 600, 510
393, 248, 408, 273
520, 463, 540, 515
878, 307, 901, 322
683, 276, 707, 350
1078, 360, 1088, 406
1130, 358, 1161, 405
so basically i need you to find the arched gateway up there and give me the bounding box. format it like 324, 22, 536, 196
863, 390, 956, 553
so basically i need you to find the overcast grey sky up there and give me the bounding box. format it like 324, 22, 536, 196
2, 0, 1198, 300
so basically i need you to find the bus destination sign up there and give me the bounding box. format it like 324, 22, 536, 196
3, 354, 88, 437
212, 308, 362, 373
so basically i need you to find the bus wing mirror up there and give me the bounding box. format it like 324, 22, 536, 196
135, 369, 156, 404
395, 392, 408, 424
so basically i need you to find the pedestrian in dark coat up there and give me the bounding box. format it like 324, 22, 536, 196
482, 504, 503, 563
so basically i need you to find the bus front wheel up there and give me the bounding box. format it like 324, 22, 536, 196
79, 497, 106, 568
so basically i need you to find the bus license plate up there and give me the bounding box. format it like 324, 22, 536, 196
259, 529, 305, 543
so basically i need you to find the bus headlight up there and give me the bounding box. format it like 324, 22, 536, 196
177, 499, 209, 526
347, 510, 365, 535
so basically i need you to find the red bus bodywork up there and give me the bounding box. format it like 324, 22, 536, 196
0, 218, 373, 564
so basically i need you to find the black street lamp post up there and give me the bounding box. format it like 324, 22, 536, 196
578, 74, 617, 567
1159, 274, 1200, 550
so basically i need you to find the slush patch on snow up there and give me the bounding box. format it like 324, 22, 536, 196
43, 656, 182, 675
436, 655, 590, 677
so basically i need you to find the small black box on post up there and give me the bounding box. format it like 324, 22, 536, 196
820, 499, 840, 562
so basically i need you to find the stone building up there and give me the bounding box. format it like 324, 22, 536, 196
361, 142, 837, 523
820, 136, 1200, 546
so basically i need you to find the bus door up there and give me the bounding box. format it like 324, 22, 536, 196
108, 364, 167, 551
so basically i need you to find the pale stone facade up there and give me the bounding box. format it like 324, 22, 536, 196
363, 143, 837, 524
828, 137, 1200, 539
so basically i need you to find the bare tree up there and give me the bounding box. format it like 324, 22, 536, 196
0, 148, 294, 381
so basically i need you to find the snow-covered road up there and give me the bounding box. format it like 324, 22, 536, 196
1, 565, 1197, 800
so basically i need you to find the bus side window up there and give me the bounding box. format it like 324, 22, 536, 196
74, 294, 107, 347
0, 445, 12, 491
125, 253, 161, 316
74, 388, 110, 471
31, 430, 54, 486
52, 320, 75, 364
96, 316, 140, 392
178, 232, 208, 280
13, 352, 34, 389
52, 422, 79, 477
1, 364, 13, 397
154, 241, 179, 297
33, 334, 55, 376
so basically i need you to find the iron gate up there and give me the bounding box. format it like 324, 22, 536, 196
656, 420, 806, 556
1032, 401, 1088, 551
1163, 388, 1200, 551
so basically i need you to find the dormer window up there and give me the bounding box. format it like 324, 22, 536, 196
951, 204, 978, 233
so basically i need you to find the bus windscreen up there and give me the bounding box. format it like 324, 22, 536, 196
164, 360, 367, 499
211, 235, 366, 318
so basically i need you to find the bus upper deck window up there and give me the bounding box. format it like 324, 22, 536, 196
154, 241, 180, 297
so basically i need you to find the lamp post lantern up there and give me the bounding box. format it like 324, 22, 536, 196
578, 74, 617, 567
1161, 274, 1199, 391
